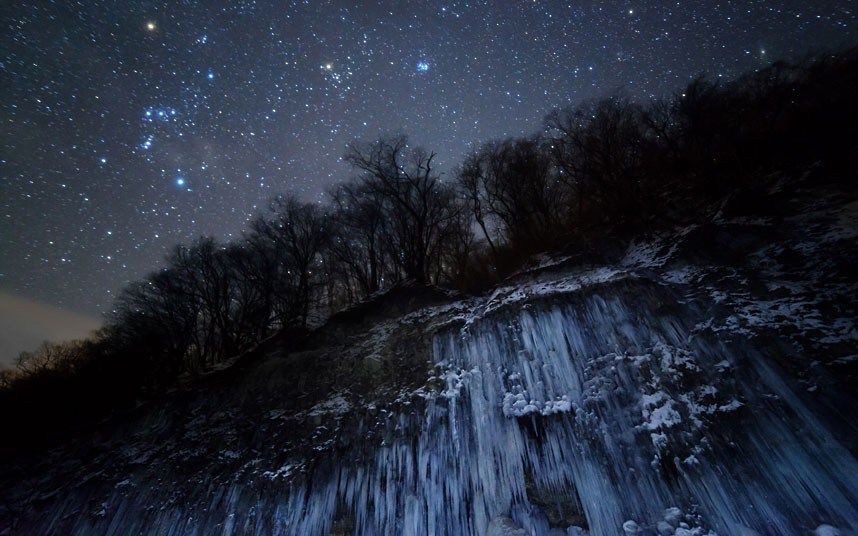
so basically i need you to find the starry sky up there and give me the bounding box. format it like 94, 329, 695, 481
1, 1, 856, 324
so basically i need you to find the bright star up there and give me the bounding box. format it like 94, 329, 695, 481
176, 177, 186, 187
417, 61, 430, 73
146, 21, 156, 31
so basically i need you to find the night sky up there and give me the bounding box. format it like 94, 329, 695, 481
1, 1, 856, 323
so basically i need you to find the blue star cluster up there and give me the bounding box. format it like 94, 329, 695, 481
1, 1, 856, 315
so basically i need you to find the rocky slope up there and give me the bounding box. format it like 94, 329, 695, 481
1, 170, 856, 535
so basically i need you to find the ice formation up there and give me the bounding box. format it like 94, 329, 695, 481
6, 199, 858, 534
256, 282, 858, 535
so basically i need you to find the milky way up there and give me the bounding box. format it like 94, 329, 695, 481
1, 1, 856, 316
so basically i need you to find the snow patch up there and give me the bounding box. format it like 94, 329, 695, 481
307, 394, 352, 417
261, 464, 294, 481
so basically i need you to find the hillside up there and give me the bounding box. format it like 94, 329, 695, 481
1, 168, 856, 535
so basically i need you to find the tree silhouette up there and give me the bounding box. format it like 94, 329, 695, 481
545, 96, 647, 226
458, 136, 564, 253
344, 135, 459, 283
327, 181, 394, 299
250, 194, 331, 326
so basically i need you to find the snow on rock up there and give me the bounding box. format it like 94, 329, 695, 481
641, 392, 682, 430
622, 520, 641, 534
261, 464, 294, 481
487, 516, 529, 536
662, 507, 682, 525
439, 366, 480, 399
306, 393, 351, 416
657, 521, 674, 535
621, 225, 697, 269
465, 266, 623, 331
502, 392, 572, 417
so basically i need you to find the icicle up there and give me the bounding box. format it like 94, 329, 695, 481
35, 283, 858, 535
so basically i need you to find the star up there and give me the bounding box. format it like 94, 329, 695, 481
2, 0, 855, 319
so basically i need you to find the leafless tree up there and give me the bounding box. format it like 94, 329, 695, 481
327, 181, 394, 298
545, 96, 647, 225
15, 339, 90, 376
344, 135, 459, 283
457, 136, 564, 252
251, 195, 331, 326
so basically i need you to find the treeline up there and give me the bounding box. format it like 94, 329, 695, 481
2, 49, 857, 452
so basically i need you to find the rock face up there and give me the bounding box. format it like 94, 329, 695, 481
1, 176, 857, 535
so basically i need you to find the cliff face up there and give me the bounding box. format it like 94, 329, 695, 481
2, 173, 857, 535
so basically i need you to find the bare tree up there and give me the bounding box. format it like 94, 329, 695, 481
344, 135, 459, 283
222, 242, 277, 341
545, 96, 647, 225
111, 261, 201, 375
457, 150, 500, 258
457, 136, 564, 252
168, 238, 239, 366
434, 198, 478, 287
15, 340, 91, 377
252, 195, 331, 326
327, 181, 393, 298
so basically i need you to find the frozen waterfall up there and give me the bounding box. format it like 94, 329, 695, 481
276, 283, 858, 535
23, 281, 858, 535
